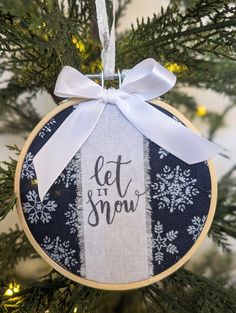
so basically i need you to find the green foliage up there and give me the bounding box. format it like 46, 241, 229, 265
0, 82, 40, 134
115, 0, 132, 28
0, 0, 235, 134
0, 0, 236, 312
0, 0, 100, 91
0, 146, 18, 221
156, 268, 236, 313
191, 246, 234, 282
211, 165, 236, 250
0, 226, 37, 279
1, 266, 236, 313
0, 273, 100, 313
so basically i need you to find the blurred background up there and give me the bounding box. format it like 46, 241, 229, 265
0, 0, 236, 310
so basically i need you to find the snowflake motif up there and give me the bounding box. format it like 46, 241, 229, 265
23, 190, 57, 223
64, 203, 80, 234
158, 147, 169, 159
151, 165, 199, 213
38, 119, 56, 138
42, 236, 78, 270
187, 215, 206, 241
21, 152, 35, 179
55, 152, 80, 188
152, 221, 179, 265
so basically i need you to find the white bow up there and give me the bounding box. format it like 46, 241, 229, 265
33, 58, 221, 201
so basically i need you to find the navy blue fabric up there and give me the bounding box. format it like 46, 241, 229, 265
20, 106, 82, 274
19, 103, 212, 279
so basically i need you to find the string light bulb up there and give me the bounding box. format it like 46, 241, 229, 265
196, 105, 207, 117
4, 289, 13, 296
38, 22, 46, 29
164, 62, 188, 73
4, 283, 20, 297
71, 35, 86, 52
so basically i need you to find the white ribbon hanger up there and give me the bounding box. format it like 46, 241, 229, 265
95, 0, 116, 77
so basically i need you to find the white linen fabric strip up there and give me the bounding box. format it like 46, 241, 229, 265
74, 150, 86, 277
143, 139, 154, 276
79, 104, 151, 283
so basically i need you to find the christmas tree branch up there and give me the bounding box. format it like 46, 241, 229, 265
208, 103, 235, 140
0, 226, 38, 279
118, 19, 236, 61
117, 1, 236, 97
144, 268, 236, 312
210, 165, 236, 250
0, 146, 19, 221
1, 267, 236, 313
115, 0, 132, 28
1, 273, 100, 313
0, 1, 236, 312
0, 81, 40, 134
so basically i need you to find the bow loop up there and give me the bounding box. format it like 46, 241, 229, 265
54, 66, 102, 99
121, 59, 176, 100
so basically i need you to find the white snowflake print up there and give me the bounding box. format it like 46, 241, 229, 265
55, 152, 80, 188
151, 165, 199, 213
42, 236, 78, 270
23, 190, 57, 223
158, 147, 169, 159
64, 203, 80, 234
21, 152, 35, 179
152, 221, 179, 265
187, 215, 206, 241
38, 118, 56, 138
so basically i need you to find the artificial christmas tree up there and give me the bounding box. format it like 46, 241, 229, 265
1, 0, 236, 312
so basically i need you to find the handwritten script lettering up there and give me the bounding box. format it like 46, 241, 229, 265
87, 155, 144, 226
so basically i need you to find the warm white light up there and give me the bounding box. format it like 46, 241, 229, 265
4, 283, 20, 297
4, 288, 13, 296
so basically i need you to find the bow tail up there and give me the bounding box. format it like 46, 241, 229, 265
116, 94, 221, 164
33, 100, 105, 201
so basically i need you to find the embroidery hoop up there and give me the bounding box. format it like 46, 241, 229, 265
14, 98, 217, 291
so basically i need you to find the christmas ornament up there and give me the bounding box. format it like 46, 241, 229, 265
15, 0, 220, 291
15, 58, 219, 290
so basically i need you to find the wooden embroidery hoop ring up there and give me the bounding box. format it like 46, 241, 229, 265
15, 98, 217, 291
